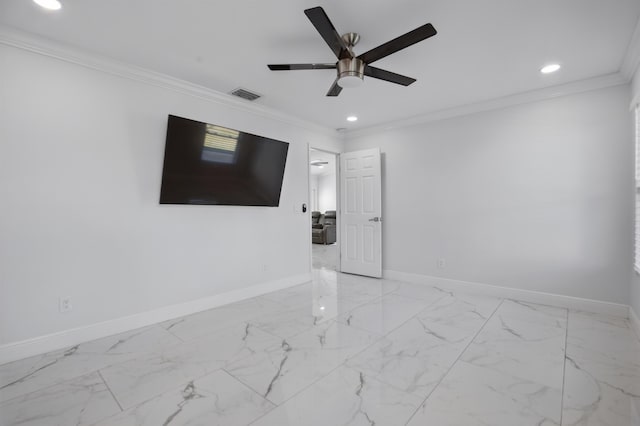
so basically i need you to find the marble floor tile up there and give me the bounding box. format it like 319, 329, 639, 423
3, 270, 639, 426
562, 310, 640, 425
94, 370, 274, 426
248, 305, 326, 339
0, 325, 180, 403
160, 296, 285, 342
345, 317, 464, 399
251, 365, 422, 426
346, 291, 500, 398
407, 360, 562, 426
225, 320, 379, 405
336, 293, 433, 335
311, 243, 337, 270
259, 282, 336, 308
460, 299, 568, 389
99, 322, 281, 409
498, 299, 568, 327
312, 269, 401, 304
249, 296, 363, 339
390, 282, 453, 304
0, 372, 120, 426
566, 311, 640, 365
414, 290, 502, 343
416, 290, 502, 329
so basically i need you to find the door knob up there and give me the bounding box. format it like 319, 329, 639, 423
368, 217, 381, 222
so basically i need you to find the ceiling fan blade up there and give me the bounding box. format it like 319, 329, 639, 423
304, 7, 352, 60
268, 64, 336, 71
364, 65, 416, 86
326, 78, 343, 96
358, 23, 437, 64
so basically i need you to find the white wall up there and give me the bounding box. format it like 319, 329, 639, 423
633, 65, 640, 106
0, 44, 341, 346
346, 85, 634, 304
318, 172, 337, 213
631, 65, 640, 320
310, 175, 319, 212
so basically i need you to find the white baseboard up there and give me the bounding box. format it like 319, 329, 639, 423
630, 306, 640, 342
384, 270, 629, 318
0, 273, 310, 366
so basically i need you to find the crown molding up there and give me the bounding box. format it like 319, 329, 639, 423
2, 23, 633, 142
345, 72, 628, 139
621, 16, 640, 81
0, 25, 338, 139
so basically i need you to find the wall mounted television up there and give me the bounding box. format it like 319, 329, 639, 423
160, 115, 289, 206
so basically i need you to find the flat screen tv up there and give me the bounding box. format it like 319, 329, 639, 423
160, 115, 289, 206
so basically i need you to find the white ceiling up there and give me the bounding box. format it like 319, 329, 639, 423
1, 0, 639, 131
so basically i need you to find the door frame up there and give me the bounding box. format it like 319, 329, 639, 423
308, 145, 341, 272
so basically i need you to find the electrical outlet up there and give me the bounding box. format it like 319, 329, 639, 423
262, 264, 268, 272
59, 297, 73, 313
437, 258, 446, 269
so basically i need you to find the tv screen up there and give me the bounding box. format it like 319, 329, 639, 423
160, 115, 289, 206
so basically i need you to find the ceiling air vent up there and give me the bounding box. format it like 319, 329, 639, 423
230, 88, 261, 101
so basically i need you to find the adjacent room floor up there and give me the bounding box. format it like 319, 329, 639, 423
312, 242, 337, 270
1, 269, 639, 425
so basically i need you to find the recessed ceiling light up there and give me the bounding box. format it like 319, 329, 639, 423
33, 0, 62, 10
540, 64, 561, 74
346, 116, 358, 122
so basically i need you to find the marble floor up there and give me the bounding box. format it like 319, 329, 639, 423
312, 242, 337, 270
1, 269, 639, 425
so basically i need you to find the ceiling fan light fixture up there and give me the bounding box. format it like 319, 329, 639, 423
346, 116, 358, 122
33, 0, 62, 10
337, 57, 365, 88
540, 63, 561, 74
338, 75, 364, 88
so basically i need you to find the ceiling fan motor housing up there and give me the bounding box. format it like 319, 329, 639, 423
337, 57, 365, 87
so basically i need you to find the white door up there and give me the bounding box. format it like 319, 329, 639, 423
340, 148, 382, 277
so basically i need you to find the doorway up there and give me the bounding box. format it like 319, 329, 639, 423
309, 148, 339, 271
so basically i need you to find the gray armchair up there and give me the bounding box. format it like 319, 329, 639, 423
312, 210, 337, 244
311, 211, 322, 227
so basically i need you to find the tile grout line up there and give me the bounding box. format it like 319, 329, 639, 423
336, 296, 439, 365
559, 308, 570, 426
189, 288, 401, 420
338, 288, 500, 398
403, 298, 506, 425
246, 320, 293, 341
231, 319, 392, 424
221, 366, 277, 415
97, 369, 124, 412
239, 328, 390, 423
215, 369, 278, 423
329, 292, 446, 375
162, 324, 187, 343
0, 368, 100, 407
335, 283, 457, 342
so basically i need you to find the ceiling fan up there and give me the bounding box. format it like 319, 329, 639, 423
268, 6, 437, 97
